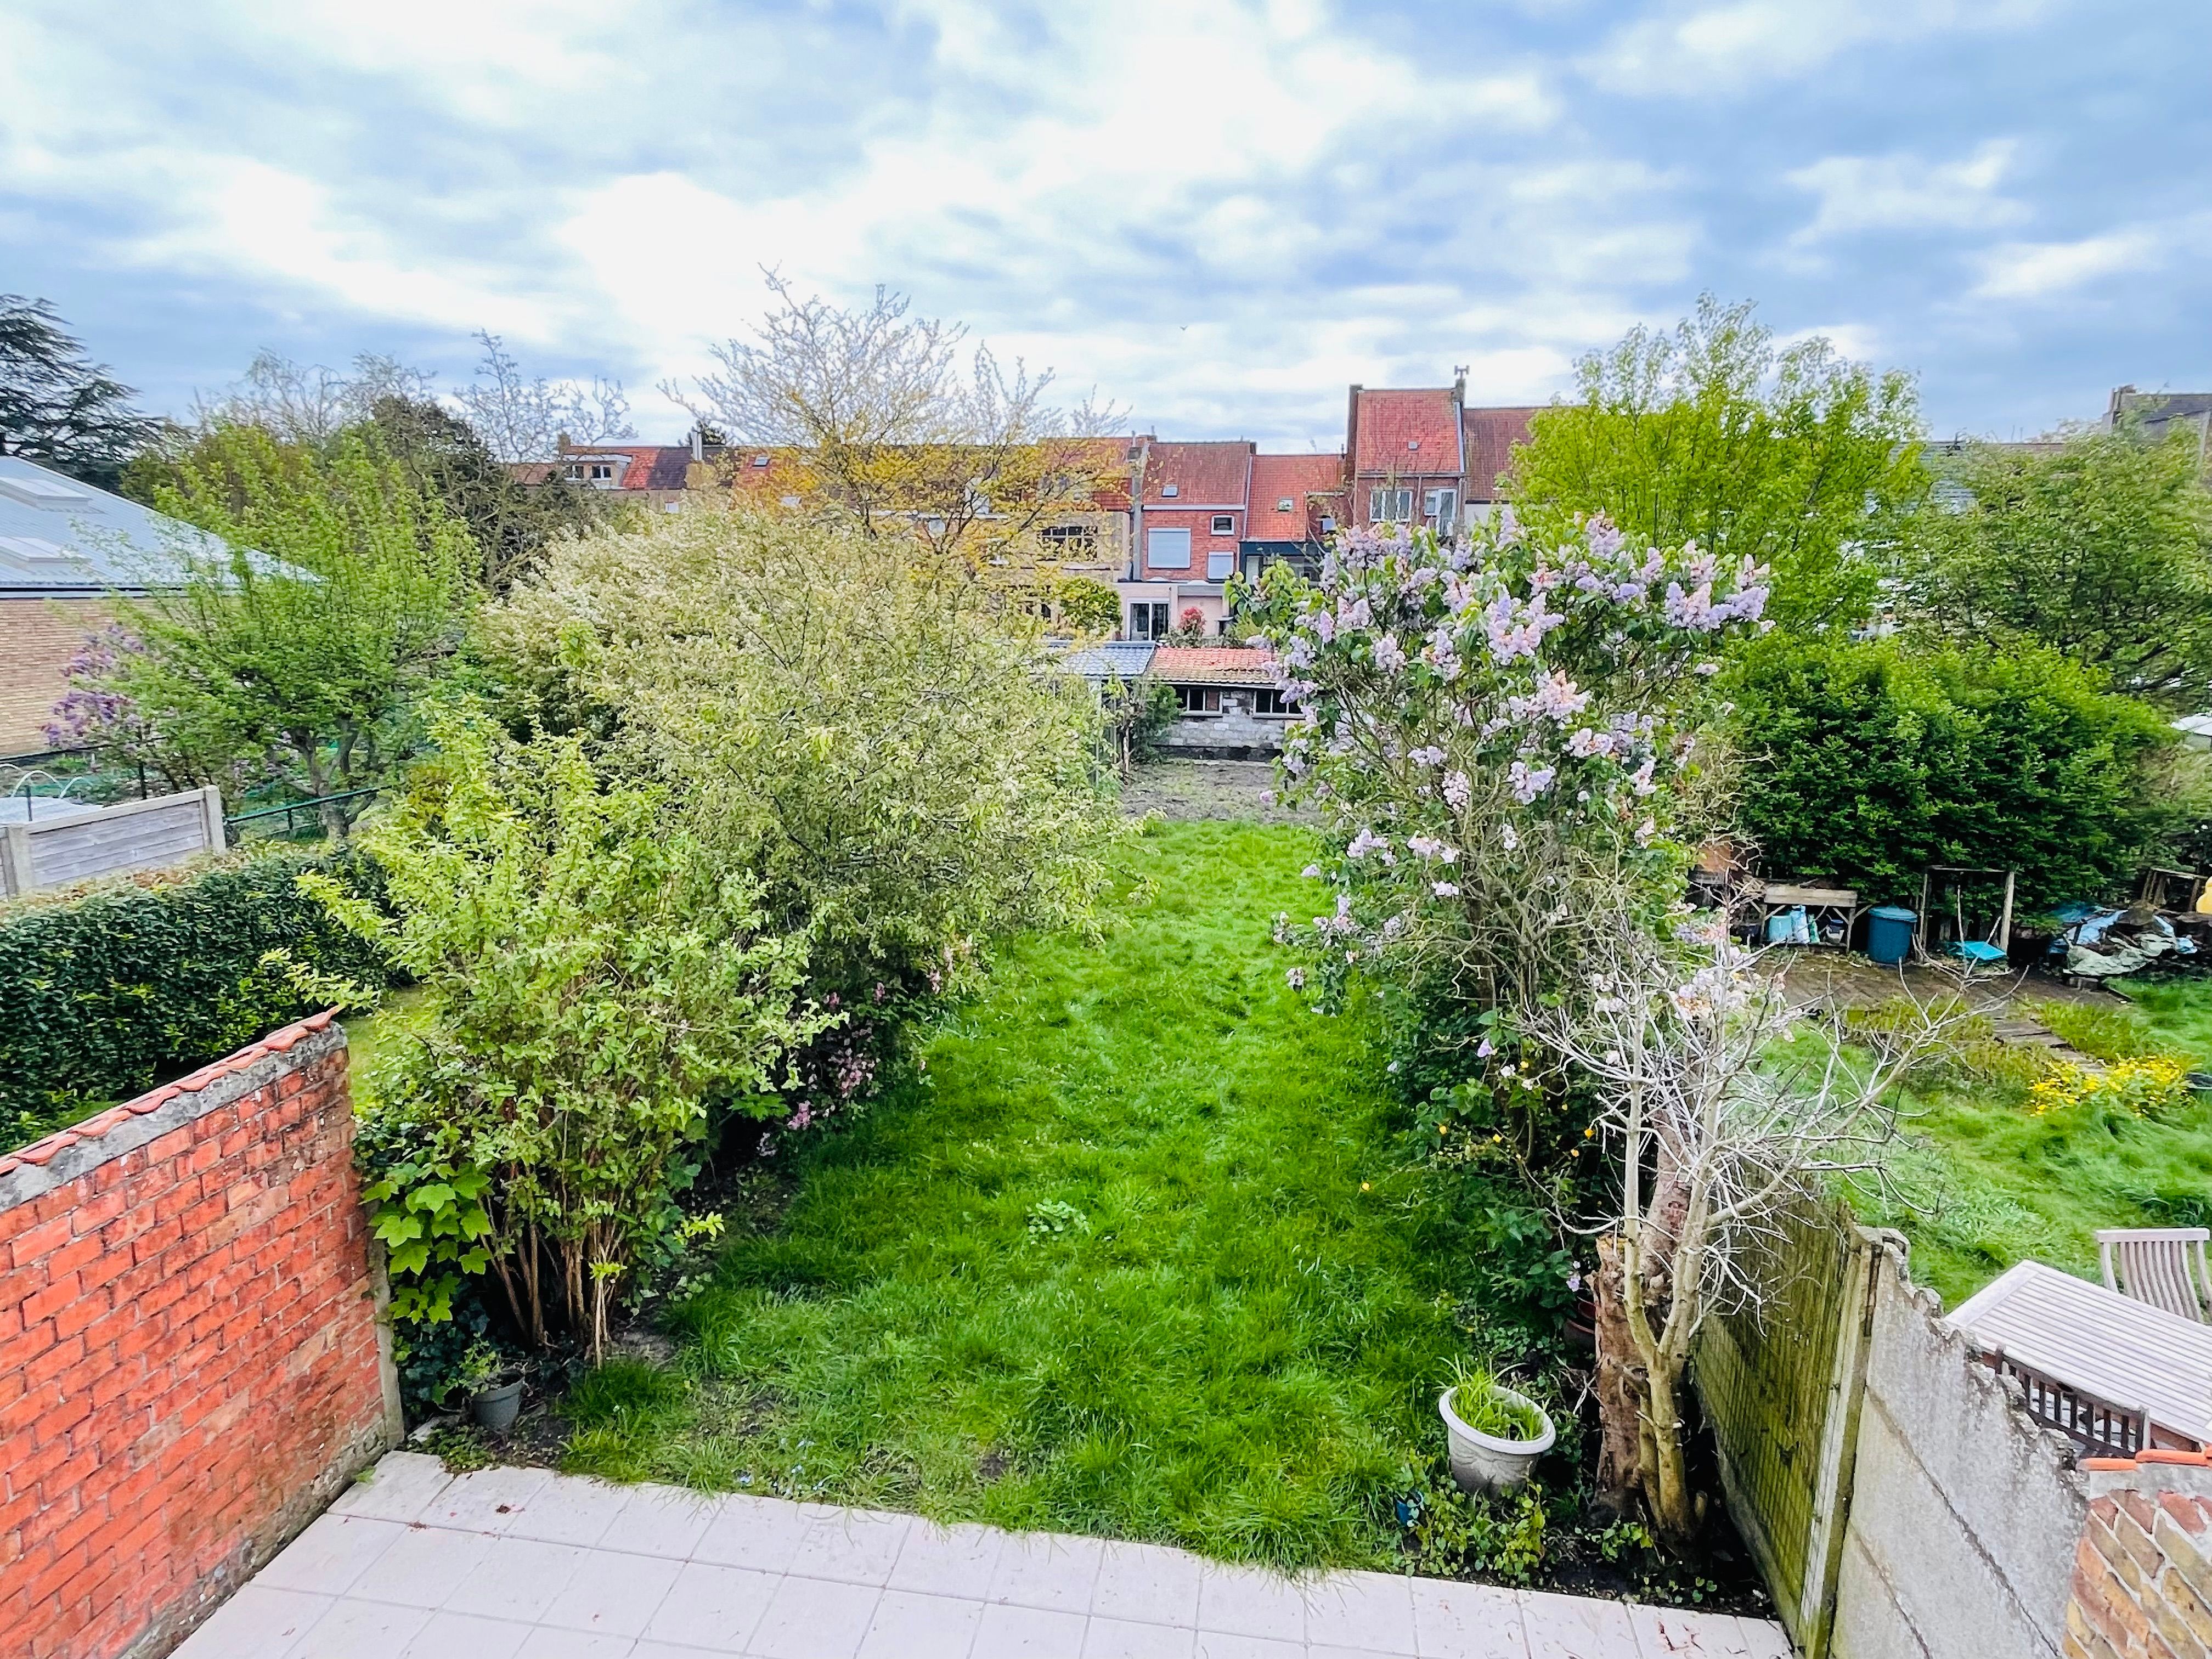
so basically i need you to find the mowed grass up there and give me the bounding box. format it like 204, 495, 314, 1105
1852, 977, 2212, 1308
562, 820, 1468, 1570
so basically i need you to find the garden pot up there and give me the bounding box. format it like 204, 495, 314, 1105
1439, 1384, 1555, 1494
471, 1379, 524, 1434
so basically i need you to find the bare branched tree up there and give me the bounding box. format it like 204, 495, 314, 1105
1536, 917, 1950, 1543
456, 330, 635, 463
665, 273, 1125, 574
195, 349, 437, 445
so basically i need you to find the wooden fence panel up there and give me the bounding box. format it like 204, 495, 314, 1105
1695, 1194, 1878, 1659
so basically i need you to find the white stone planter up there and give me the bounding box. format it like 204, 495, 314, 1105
1438, 1384, 1555, 1493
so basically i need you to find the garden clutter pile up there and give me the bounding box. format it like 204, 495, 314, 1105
2062, 901, 2199, 979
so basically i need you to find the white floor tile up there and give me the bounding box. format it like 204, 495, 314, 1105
443, 1537, 592, 1623
1084, 1612, 1197, 1658
1195, 1566, 1304, 1644
692, 1493, 819, 1574
747, 1572, 884, 1659
332, 1454, 455, 1524
1628, 1602, 1742, 1657
424, 1466, 557, 1535
1519, 1589, 1639, 1659
1191, 1637, 1302, 1659
1732, 1620, 1791, 1659
173, 1585, 332, 1658
607, 1482, 720, 1560
504, 1631, 634, 1657
397, 1610, 534, 1659
504, 1475, 636, 1548
644, 1561, 782, 1650
347, 1526, 497, 1609
973, 1601, 1090, 1657
257, 1515, 409, 1596
1090, 1542, 1204, 1628
540, 1546, 682, 1637
891, 1521, 1006, 1599
1304, 1571, 1416, 1655
989, 1532, 1105, 1614
859, 1587, 987, 1659
1408, 1577, 1527, 1659
789, 1507, 915, 1586
283, 1596, 431, 1658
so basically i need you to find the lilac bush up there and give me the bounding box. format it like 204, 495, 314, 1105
1238, 511, 1769, 1034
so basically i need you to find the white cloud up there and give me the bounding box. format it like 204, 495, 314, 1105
1786, 140, 2026, 245
1585, 0, 2052, 94
1972, 229, 2162, 300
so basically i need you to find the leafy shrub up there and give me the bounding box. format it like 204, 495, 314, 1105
2028, 1056, 2192, 1121
0, 845, 391, 1149
1729, 634, 2190, 909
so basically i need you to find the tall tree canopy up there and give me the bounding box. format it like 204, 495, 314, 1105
1508, 295, 1926, 634
0, 296, 160, 489
1902, 425, 2212, 708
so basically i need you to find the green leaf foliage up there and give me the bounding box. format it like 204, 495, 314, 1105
1508, 294, 1926, 635
1728, 633, 2194, 909
1901, 424, 2212, 708
0, 846, 392, 1150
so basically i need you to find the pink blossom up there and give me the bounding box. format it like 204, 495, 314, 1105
1442, 771, 1472, 811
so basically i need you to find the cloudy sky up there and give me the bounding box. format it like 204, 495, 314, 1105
4, 0, 2207, 449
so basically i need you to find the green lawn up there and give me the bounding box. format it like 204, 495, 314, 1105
561, 820, 1472, 1571
1851, 977, 2212, 1307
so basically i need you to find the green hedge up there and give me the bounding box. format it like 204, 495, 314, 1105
0, 847, 391, 1148
1729, 635, 2187, 910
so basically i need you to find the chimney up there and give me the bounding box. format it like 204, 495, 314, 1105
1452, 365, 1468, 408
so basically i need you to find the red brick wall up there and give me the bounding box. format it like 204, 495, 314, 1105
2069, 1452, 2212, 1659
0, 596, 109, 753
0, 1014, 399, 1659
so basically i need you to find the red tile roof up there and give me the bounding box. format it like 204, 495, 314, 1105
1247, 453, 1346, 540
1148, 645, 1277, 685
1353, 389, 1463, 476
1143, 441, 1254, 508
1059, 437, 1143, 512
1460, 407, 1543, 502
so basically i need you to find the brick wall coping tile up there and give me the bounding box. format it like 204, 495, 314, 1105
0, 1011, 341, 1210
2081, 1453, 2212, 1504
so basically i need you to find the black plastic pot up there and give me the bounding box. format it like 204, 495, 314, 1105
471, 1379, 524, 1434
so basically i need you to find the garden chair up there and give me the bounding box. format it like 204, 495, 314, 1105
2096, 1228, 2212, 1324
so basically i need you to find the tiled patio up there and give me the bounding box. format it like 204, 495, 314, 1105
176, 1453, 1789, 1659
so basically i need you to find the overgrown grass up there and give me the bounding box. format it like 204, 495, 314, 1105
1851, 976, 2212, 1307
561, 820, 1476, 1571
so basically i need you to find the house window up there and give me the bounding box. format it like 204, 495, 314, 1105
1254, 688, 1299, 716
1319, 515, 1336, 533
1276, 497, 1295, 513
1211, 514, 1235, 535
1206, 549, 1233, 579
1041, 524, 1097, 558
752, 454, 771, 468
1424, 487, 1458, 529
1147, 527, 1192, 569
1174, 686, 1223, 715
1131, 602, 1170, 640
1370, 487, 1413, 522
589, 462, 616, 482
1161, 483, 1180, 498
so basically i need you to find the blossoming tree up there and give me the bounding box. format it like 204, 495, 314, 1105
1237, 512, 1784, 1538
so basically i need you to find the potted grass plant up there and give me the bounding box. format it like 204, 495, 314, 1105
455, 1338, 525, 1434
1437, 1360, 1555, 1493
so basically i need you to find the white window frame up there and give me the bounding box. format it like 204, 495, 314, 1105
1147, 527, 1192, 569
1424, 487, 1458, 529
1210, 514, 1235, 535
1369, 486, 1413, 523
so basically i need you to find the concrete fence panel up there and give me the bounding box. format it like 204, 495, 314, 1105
0, 786, 225, 897
0, 1015, 400, 1659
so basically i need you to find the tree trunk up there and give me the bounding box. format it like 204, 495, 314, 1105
1645, 1356, 1697, 1547
1591, 1234, 1647, 1517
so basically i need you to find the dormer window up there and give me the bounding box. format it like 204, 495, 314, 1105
589, 462, 615, 483
1161, 484, 1179, 498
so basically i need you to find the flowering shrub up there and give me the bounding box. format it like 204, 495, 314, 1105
1236, 512, 1769, 1047
2028, 1055, 2192, 1120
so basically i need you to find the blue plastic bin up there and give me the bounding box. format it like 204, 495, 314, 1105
1866, 905, 1916, 965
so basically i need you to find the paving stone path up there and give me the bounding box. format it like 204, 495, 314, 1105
176, 1453, 1788, 1659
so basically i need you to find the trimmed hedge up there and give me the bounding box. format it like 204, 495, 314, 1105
1, 847, 391, 1148
1729, 635, 2187, 910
